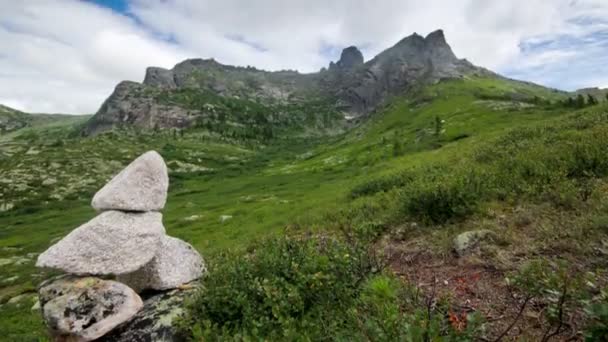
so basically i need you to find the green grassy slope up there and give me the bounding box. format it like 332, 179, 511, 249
0, 104, 88, 135
3, 75, 608, 340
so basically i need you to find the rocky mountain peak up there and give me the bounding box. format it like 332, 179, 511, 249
336, 46, 364, 69
425, 29, 448, 46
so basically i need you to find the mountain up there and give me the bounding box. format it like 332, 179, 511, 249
6, 28, 608, 341
83, 30, 491, 136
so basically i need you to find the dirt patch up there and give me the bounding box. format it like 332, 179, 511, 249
382, 236, 588, 341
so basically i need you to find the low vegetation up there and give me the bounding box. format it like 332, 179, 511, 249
2, 76, 608, 340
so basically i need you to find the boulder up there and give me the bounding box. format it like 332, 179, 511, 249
118, 236, 205, 292
98, 286, 197, 342
91, 151, 169, 212
36, 211, 165, 275
39, 276, 143, 341
453, 229, 496, 256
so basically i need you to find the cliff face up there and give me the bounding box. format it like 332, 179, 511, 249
84, 30, 491, 135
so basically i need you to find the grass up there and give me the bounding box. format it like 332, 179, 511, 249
2, 75, 608, 340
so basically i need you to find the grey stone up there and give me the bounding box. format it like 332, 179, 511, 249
98, 286, 198, 342
31, 299, 40, 311
39, 276, 143, 341
7, 293, 35, 305
91, 151, 169, 212
453, 230, 496, 256
118, 236, 205, 292
36, 211, 165, 275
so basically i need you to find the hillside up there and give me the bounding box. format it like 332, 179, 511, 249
0, 105, 88, 134
2, 32, 608, 340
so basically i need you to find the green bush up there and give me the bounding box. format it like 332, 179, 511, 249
585, 293, 608, 341
179, 236, 378, 340
178, 236, 485, 340
399, 168, 488, 224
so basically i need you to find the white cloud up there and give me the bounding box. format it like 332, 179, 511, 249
1, 0, 608, 113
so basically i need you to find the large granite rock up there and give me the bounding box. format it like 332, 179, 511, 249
98, 287, 197, 342
36, 211, 165, 275
92, 151, 169, 212
118, 236, 205, 292
39, 276, 143, 341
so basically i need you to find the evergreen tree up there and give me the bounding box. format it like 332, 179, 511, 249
576, 94, 586, 108
587, 94, 598, 106
566, 97, 575, 107
605, 92, 608, 102
434, 116, 443, 137
393, 139, 403, 157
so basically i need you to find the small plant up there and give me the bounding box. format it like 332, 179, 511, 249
505, 259, 593, 341
584, 288, 608, 341
434, 115, 443, 137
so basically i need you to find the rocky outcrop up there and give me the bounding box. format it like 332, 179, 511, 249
92, 151, 169, 212
82, 81, 197, 136
35, 151, 206, 341
39, 276, 143, 342
143, 67, 176, 89
330, 30, 491, 117
331, 46, 364, 70
84, 29, 490, 135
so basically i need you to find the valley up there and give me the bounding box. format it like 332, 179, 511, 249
1, 31, 608, 340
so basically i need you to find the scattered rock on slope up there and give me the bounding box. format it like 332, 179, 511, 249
453, 229, 497, 257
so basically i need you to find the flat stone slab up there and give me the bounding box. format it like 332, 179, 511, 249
118, 236, 205, 292
36, 211, 165, 275
92, 150, 169, 212
39, 276, 143, 341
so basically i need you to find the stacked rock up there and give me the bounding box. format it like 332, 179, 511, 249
35, 151, 205, 341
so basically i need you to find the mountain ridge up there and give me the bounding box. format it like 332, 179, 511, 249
83, 29, 492, 136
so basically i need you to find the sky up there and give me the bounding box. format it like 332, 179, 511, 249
1, 0, 608, 114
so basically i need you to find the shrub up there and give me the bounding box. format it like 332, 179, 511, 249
506, 259, 594, 341
178, 236, 485, 340
399, 168, 488, 224
179, 236, 378, 340
585, 291, 608, 341
349, 169, 417, 199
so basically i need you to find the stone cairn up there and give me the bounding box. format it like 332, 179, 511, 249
35, 151, 205, 341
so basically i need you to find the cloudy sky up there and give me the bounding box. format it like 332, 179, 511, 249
1, 0, 608, 114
